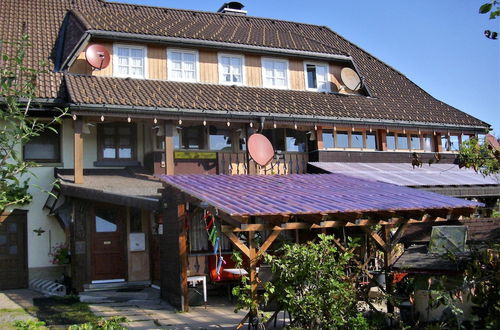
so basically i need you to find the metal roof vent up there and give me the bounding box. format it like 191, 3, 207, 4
217, 2, 247, 15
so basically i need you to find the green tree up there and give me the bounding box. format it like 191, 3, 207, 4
0, 35, 66, 212
457, 137, 499, 177
264, 234, 367, 329
480, 1, 499, 39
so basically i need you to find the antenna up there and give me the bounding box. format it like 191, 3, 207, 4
85, 44, 111, 70
340, 67, 362, 91
247, 133, 275, 166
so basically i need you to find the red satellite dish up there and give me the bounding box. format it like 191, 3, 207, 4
85, 44, 110, 70
248, 133, 275, 166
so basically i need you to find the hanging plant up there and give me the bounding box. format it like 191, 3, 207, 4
49, 243, 70, 265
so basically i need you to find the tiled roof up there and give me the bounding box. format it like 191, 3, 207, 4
0, 0, 488, 128
66, 74, 485, 127
159, 174, 480, 217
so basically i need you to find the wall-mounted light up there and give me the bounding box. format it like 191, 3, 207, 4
433, 130, 436, 136
178, 118, 183, 125
403, 128, 406, 134
249, 122, 253, 128
72, 114, 77, 121
100, 115, 105, 122
418, 129, 421, 135
203, 119, 207, 126
226, 120, 231, 127
314, 124, 318, 131
333, 125, 337, 132
369, 126, 372, 133
153, 117, 158, 124
273, 121, 277, 129
127, 116, 131, 123
294, 122, 297, 130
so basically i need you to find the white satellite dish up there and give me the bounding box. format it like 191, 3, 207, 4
340, 67, 362, 91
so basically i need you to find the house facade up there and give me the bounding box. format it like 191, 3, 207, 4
0, 0, 496, 292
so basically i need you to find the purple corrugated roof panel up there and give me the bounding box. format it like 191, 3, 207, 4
159, 174, 481, 217
309, 162, 500, 186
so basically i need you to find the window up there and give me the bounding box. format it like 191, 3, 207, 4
219, 54, 244, 85
209, 126, 232, 150
397, 133, 409, 150
387, 133, 396, 150
322, 130, 334, 149
441, 135, 450, 151
23, 124, 60, 163
286, 130, 307, 152
305, 63, 329, 91
98, 122, 136, 160
114, 45, 146, 78
351, 131, 364, 149
180, 126, 205, 149
366, 132, 377, 149
167, 49, 198, 82
449, 135, 460, 151
335, 131, 349, 148
262, 58, 288, 89
410, 134, 420, 150
95, 208, 119, 233
423, 134, 433, 151
263, 128, 286, 151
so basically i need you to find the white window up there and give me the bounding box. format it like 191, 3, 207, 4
114, 44, 146, 79
167, 49, 199, 82
218, 54, 244, 85
304, 62, 329, 91
262, 58, 289, 89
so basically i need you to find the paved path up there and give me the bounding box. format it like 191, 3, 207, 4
0, 289, 41, 328
82, 288, 286, 329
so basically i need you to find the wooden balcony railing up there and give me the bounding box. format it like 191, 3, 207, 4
217, 151, 308, 175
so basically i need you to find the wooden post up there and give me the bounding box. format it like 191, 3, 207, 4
248, 231, 258, 323
316, 126, 324, 150
382, 225, 394, 315
434, 133, 443, 152
378, 129, 387, 151
73, 119, 84, 184
178, 204, 189, 312
164, 121, 175, 175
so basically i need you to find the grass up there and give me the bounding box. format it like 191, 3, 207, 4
32, 296, 98, 326
0, 308, 34, 329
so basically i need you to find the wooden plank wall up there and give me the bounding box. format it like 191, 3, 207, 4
199, 50, 218, 83
245, 55, 262, 87
289, 59, 305, 90
148, 46, 167, 80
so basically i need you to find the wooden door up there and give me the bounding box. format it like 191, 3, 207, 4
91, 206, 126, 281
0, 211, 28, 290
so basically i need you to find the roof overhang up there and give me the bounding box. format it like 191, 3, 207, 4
62, 29, 353, 71
69, 103, 490, 132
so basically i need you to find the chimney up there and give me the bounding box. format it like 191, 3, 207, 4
217, 2, 247, 15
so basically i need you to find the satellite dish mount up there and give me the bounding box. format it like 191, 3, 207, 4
85, 44, 111, 71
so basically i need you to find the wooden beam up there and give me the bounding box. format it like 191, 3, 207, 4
361, 227, 387, 252
383, 225, 394, 315
178, 204, 189, 312
257, 230, 281, 258
316, 126, 324, 150
248, 231, 258, 323
390, 221, 411, 248
223, 231, 250, 258
164, 121, 175, 175
73, 119, 84, 184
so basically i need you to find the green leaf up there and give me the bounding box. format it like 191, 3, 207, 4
479, 3, 493, 14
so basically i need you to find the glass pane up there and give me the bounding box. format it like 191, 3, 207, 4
9, 245, 17, 255
117, 47, 129, 57
103, 148, 116, 158
118, 57, 128, 66
119, 136, 130, 146
351, 131, 363, 148
131, 57, 143, 67
104, 127, 115, 135
95, 209, 118, 233
183, 53, 195, 63
104, 137, 115, 146
275, 61, 286, 72
24, 125, 60, 161
0, 235, 7, 245
171, 61, 182, 70
441, 135, 450, 151
397, 134, 409, 150
130, 48, 143, 58
119, 126, 131, 135
170, 52, 182, 61
173, 134, 180, 150
209, 135, 231, 150
410, 135, 420, 150
131, 67, 143, 77
450, 135, 460, 151
286, 130, 306, 152
221, 56, 230, 66
322, 130, 334, 149
306, 64, 317, 89
335, 131, 349, 148
366, 132, 377, 149
262, 128, 286, 151
8, 223, 17, 233
423, 135, 433, 151
462, 135, 470, 143
118, 148, 132, 158
387, 133, 396, 150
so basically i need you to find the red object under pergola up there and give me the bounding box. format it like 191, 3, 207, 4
158, 173, 481, 326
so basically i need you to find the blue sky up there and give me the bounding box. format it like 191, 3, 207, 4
119, 0, 499, 134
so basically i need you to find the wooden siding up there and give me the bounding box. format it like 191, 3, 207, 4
148, 46, 167, 80
289, 59, 305, 90
245, 54, 262, 87
199, 50, 218, 83
68, 42, 113, 76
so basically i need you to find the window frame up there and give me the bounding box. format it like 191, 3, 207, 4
167, 48, 200, 83
23, 123, 61, 163
113, 44, 148, 79
325, 128, 378, 151
304, 61, 330, 92
261, 57, 290, 89
218, 53, 245, 86
97, 122, 137, 161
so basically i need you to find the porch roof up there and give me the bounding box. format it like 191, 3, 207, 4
159, 173, 481, 218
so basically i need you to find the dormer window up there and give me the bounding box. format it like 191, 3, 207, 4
305, 62, 329, 92
262, 58, 289, 89
167, 49, 199, 82
218, 54, 244, 85
114, 44, 146, 79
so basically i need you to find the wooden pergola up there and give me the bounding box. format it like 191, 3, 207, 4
158, 174, 480, 326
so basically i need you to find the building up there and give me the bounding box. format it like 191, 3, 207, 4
0, 0, 497, 295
